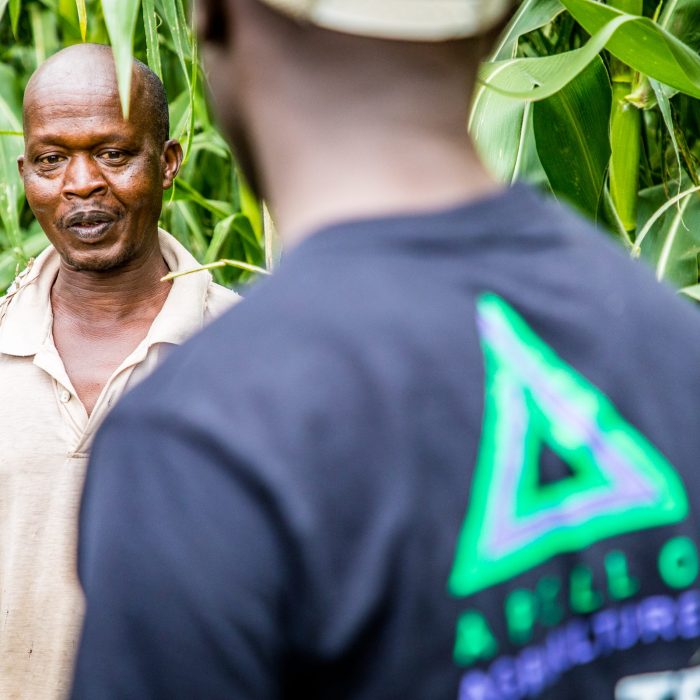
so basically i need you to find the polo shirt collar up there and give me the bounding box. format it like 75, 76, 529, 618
0, 229, 212, 358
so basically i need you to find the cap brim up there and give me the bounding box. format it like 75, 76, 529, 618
262, 0, 514, 41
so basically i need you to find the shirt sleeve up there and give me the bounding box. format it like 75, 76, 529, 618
71, 397, 288, 699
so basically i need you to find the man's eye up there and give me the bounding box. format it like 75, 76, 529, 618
38, 154, 64, 165
101, 150, 125, 161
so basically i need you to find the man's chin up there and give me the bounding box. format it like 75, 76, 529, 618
60, 246, 139, 273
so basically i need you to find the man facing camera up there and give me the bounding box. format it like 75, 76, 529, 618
74, 2, 700, 699
0, 43, 236, 699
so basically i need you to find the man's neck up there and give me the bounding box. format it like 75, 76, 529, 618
50, 238, 172, 325
259, 122, 500, 249
239, 27, 501, 248
50, 236, 173, 415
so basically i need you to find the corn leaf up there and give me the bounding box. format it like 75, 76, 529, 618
101, 0, 141, 118
29, 4, 59, 68
650, 78, 682, 184
157, 0, 190, 78
637, 184, 700, 286
634, 184, 700, 252
142, 0, 162, 80
533, 57, 611, 218
9, 0, 20, 37
480, 14, 630, 101
470, 77, 545, 184
75, 0, 86, 41
560, 0, 700, 98
239, 174, 262, 242
481, 3, 700, 102
471, 0, 564, 184
182, 7, 197, 163
492, 0, 564, 60
0, 64, 24, 255
658, 0, 700, 52
204, 214, 236, 264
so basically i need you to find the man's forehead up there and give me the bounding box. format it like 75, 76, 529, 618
25, 82, 121, 111
23, 73, 149, 141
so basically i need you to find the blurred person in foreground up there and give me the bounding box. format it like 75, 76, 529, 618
0, 43, 236, 699
73, 2, 700, 699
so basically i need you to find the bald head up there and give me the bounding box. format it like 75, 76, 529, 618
24, 44, 169, 146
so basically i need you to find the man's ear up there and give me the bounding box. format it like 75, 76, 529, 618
17, 155, 24, 178
161, 140, 183, 190
196, 0, 229, 45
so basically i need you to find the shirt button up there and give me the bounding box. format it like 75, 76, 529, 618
60, 390, 71, 403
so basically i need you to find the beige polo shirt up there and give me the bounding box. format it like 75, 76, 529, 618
0, 230, 238, 699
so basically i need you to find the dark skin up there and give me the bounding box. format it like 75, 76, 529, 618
18, 45, 182, 415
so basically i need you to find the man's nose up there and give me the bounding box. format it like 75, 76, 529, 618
62, 154, 108, 199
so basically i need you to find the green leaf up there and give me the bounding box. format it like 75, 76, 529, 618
481, 3, 700, 103
182, 8, 197, 164
239, 173, 262, 242
0, 230, 48, 291
650, 78, 682, 184
204, 212, 259, 264
172, 177, 233, 218
9, 0, 20, 37
607, 0, 642, 14
560, 0, 700, 99
633, 183, 700, 254
679, 283, 700, 302
0, 64, 25, 257
101, 0, 141, 118
157, 0, 190, 79
142, 0, 162, 80
0, 65, 21, 132
479, 14, 631, 101
29, 4, 60, 68
75, 0, 86, 41
204, 214, 235, 264
659, 0, 700, 53
471, 65, 537, 183
470, 1, 557, 184
533, 57, 611, 218
492, 0, 564, 60
0, 0, 8, 25
636, 184, 700, 286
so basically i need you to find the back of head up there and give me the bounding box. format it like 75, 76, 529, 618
199, 0, 514, 234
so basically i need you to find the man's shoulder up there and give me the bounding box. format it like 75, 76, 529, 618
0, 246, 56, 344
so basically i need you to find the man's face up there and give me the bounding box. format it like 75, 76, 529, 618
19, 70, 179, 272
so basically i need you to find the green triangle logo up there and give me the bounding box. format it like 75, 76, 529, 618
448, 293, 688, 598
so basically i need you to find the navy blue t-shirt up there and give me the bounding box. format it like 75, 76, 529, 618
73, 186, 700, 700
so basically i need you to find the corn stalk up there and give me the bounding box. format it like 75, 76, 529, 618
608, 0, 643, 236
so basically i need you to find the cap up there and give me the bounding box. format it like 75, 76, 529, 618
258, 0, 514, 41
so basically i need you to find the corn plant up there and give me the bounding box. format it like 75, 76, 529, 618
472, 0, 700, 297
0, 0, 266, 292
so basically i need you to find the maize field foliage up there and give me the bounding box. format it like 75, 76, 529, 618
0, 0, 267, 293
473, 0, 700, 298
0, 0, 699, 295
